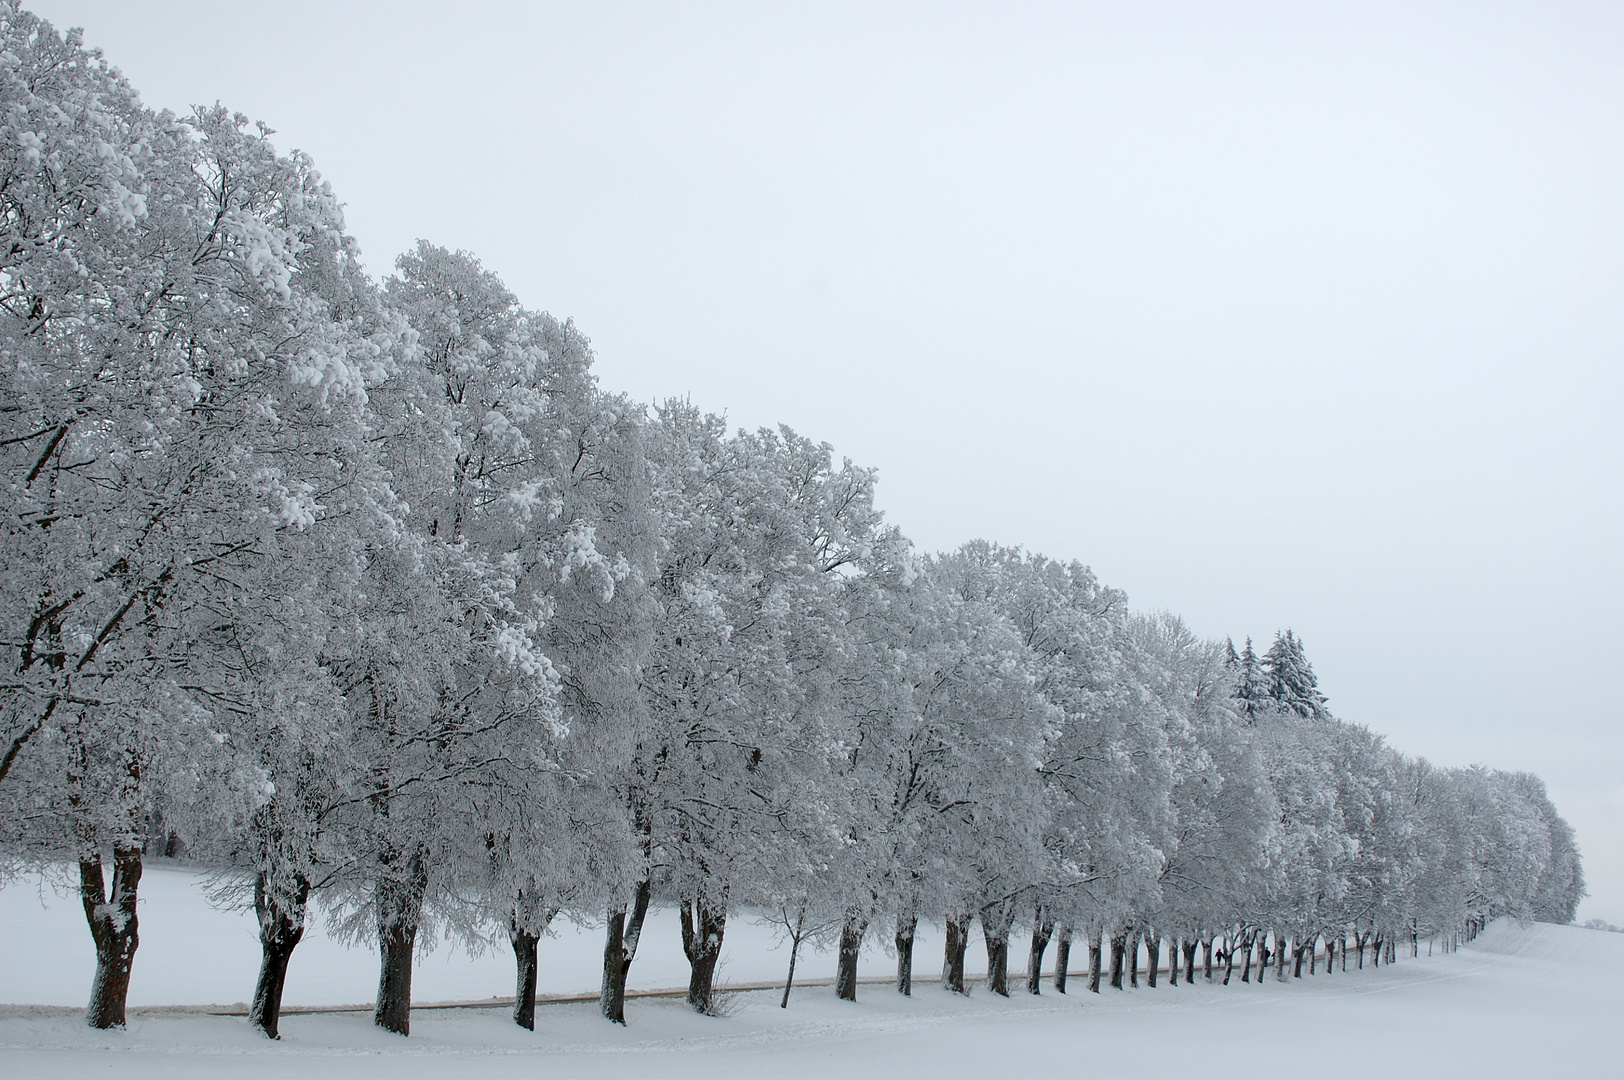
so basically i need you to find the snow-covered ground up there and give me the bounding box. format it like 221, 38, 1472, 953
4, 863, 1619, 1079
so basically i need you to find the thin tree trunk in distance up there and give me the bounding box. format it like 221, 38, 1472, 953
1053, 925, 1071, 993
835, 913, 866, 1001
249, 869, 308, 1039
1169, 937, 1180, 986
781, 903, 808, 1009
81, 845, 142, 1030
896, 913, 917, 995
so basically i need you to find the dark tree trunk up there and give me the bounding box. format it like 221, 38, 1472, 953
1108, 929, 1127, 990
1087, 931, 1103, 993
510, 929, 539, 1030
781, 927, 805, 1009
249, 869, 308, 1039
981, 905, 1013, 997
508, 896, 556, 1030
942, 917, 969, 994
1028, 912, 1054, 995
373, 850, 428, 1036
1372, 934, 1383, 969
1223, 933, 1238, 985
1128, 928, 1141, 988
80, 846, 142, 1030
600, 878, 652, 1024
1240, 931, 1254, 983
835, 913, 866, 1001
1292, 938, 1307, 978
1276, 932, 1287, 981
375, 915, 417, 1035
1311, 933, 1320, 975
1202, 937, 1213, 981
896, 913, 917, 995
680, 890, 729, 1015
1169, 936, 1180, 986
1146, 934, 1161, 988
1053, 925, 1071, 993
1184, 938, 1197, 984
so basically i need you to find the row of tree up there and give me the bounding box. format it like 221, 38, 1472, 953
0, 3, 1584, 1039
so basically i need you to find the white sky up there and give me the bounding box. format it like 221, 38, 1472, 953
30, 1, 1623, 923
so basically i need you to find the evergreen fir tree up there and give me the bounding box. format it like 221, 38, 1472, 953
1262, 629, 1330, 720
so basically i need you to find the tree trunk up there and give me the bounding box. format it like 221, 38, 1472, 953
1223, 933, 1238, 985
896, 913, 917, 995
1128, 928, 1141, 988
942, 916, 969, 994
510, 929, 540, 1030
1292, 938, 1307, 979
680, 890, 729, 1015
1146, 934, 1161, 988
1053, 925, 1071, 993
248, 869, 308, 1039
781, 932, 802, 1009
1202, 937, 1213, 981
1276, 931, 1287, 981
981, 904, 1013, 997
1028, 911, 1054, 995
1310, 933, 1319, 975
1240, 931, 1254, 983
835, 913, 866, 1001
1169, 936, 1180, 986
1183, 938, 1197, 984
1087, 930, 1103, 993
1108, 929, 1127, 990
373, 850, 428, 1036
1372, 933, 1383, 969
80, 846, 142, 1030
599, 878, 652, 1024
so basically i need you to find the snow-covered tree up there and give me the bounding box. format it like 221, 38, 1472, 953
1262, 629, 1329, 721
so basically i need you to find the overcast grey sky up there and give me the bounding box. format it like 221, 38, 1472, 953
32, 0, 1623, 922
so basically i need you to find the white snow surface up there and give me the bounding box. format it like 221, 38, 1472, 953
4, 864, 1619, 1079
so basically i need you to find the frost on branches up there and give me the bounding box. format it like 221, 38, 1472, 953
0, 0, 1586, 1040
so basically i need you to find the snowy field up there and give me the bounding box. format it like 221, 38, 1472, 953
3, 864, 1618, 1079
